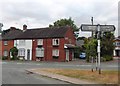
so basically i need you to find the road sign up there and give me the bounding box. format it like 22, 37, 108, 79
80, 24, 115, 32
80, 24, 116, 74
100, 25, 115, 32
81, 24, 97, 31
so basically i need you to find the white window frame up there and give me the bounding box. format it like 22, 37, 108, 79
18, 48, 25, 56
116, 42, 120, 46
52, 39, 59, 46
52, 49, 59, 56
4, 41, 8, 45
19, 40, 25, 46
37, 39, 43, 45
36, 47, 44, 57
3, 50, 8, 56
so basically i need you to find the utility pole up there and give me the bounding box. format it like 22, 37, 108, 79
97, 24, 101, 74
0, 23, 3, 35
91, 17, 94, 37
91, 17, 93, 25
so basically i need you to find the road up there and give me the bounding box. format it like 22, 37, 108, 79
2, 61, 69, 84
2, 60, 119, 84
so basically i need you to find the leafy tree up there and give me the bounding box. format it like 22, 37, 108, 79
10, 47, 18, 60
101, 32, 115, 61
49, 17, 79, 37
84, 38, 97, 62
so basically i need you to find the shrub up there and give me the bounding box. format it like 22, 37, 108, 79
10, 47, 18, 60
103, 55, 113, 61
2, 56, 8, 60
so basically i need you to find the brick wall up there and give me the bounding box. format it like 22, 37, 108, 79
2, 40, 14, 60
32, 28, 75, 62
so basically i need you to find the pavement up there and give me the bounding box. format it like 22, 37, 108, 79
26, 69, 96, 84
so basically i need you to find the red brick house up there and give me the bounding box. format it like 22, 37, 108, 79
1, 27, 22, 60
16, 26, 76, 61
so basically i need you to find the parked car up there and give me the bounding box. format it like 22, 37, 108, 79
79, 53, 86, 59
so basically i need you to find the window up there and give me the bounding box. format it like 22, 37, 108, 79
52, 39, 59, 46
69, 39, 72, 44
18, 48, 25, 56
3, 50, 8, 56
36, 47, 44, 57
115, 42, 120, 46
37, 39, 43, 45
4, 41, 8, 45
52, 49, 59, 56
19, 40, 25, 46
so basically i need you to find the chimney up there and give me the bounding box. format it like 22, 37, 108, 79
23, 24, 27, 32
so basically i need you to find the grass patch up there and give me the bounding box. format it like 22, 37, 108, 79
37, 68, 119, 84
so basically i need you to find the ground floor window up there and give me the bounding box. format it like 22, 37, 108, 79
3, 50, 8, 56
18, 48, 25, 56
52, 49, 59, 59
36, 47, 44, 57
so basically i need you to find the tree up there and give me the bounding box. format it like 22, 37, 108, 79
101, 32, 115, 61
49, 17, 79, 37
10, 47, 18, 60
84, 38, 97, 62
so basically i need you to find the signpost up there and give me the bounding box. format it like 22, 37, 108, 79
80, 24, 115, 74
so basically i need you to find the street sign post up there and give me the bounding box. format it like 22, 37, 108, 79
80, 24, 115, 74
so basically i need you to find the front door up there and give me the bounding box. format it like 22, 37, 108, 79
27, 49, 30, 60
66, 50, 69, 61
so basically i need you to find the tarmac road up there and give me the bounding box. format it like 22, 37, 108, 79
2, 60, 119, 84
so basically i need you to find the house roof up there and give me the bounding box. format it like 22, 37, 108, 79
2, 27, 23, 40
76, 40, 84, 46
16, 26, 70, 39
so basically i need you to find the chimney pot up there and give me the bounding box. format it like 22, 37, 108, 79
23, 24, 27, 31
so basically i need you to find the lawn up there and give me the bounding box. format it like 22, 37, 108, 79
37, 68, 119, 84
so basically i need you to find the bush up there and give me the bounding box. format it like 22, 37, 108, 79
10, 47, 18, 60
2, 56, 8, 60
102, 55, 113, 61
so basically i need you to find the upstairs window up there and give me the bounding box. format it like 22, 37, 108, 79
115, 42, 120, 46
19, 40, 25, 46
4, 41, 8, 46
52, 39, 59, 46
37, 39, 43, 45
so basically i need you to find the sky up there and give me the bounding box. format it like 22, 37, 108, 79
0, 0, 119, 37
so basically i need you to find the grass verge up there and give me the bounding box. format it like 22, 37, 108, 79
35, 68, 119, 84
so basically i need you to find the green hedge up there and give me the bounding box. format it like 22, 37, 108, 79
102, 55, 113, 61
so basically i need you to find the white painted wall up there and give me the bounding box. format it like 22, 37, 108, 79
14, 40, 32, 60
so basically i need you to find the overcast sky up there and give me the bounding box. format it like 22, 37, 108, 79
0, 0, 119, 37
